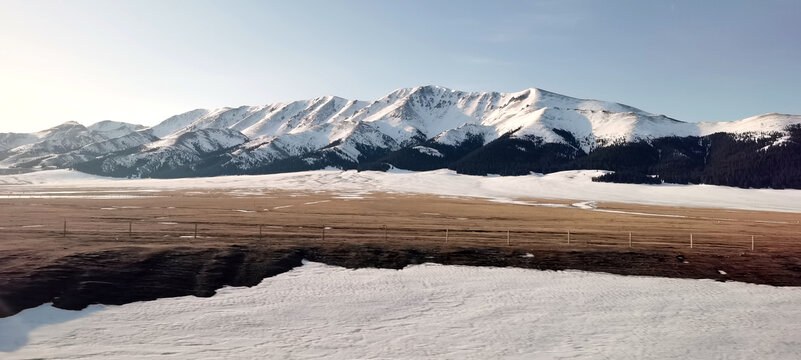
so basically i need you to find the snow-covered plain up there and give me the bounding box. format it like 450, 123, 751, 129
1, 261, 800, 359
2, 169, 801, 212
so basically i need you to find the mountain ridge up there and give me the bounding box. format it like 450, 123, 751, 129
5, 85, 799, 145
1, 85, 799, 188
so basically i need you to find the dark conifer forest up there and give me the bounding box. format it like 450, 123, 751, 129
71, 125, 801, 189
358, 125, 801, 189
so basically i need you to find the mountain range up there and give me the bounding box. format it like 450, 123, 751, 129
1, 85, 800, 188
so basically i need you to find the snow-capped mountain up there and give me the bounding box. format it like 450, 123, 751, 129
1, 86, 799, 188
0, 121, 145, 168
95, 128, 250, 178
0, 132, 39, 152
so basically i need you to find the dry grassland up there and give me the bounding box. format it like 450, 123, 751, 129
1, 189, 799, 258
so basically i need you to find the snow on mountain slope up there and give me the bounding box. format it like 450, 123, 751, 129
187, 106, 258, 133
698, 113, 801, 136
324, 121, 399, 161
0, 133, 39, 153
236, 101, 316, 138
169, 128, 248, 153
86, 121, 144, 139
344, 86, 493, 147
84, 86, 801, 160
286, 85, 741, 154
224, 119, 396, 170
30, 121, 87, 140
0, 121, 152, 168
101, 128, 249, 177
236, 97, 366, 139
462, 87, 697, 151
0, 122, 110, 167
147, 127, 247, 151
41, 131, 159, 168
433, 123, 496, 146
146, 97, 370, 141
138, 97, 376, 169
29, 121, 84, 140
3, 85, 799, 178
146, 109, 213, 138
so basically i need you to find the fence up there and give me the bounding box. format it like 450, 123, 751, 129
2, 217, 796, 254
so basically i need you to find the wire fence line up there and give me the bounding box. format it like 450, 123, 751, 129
2, 217, 797, 253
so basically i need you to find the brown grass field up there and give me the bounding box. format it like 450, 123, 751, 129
1, 188, 801, 317
1, 189, 800, 258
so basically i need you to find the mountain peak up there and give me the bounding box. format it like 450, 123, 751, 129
414, 84, 454, 92
36, 121, 86, 135
57, 121, 83, 127
2, 85, 798, 189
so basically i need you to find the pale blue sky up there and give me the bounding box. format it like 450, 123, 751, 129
1, 0, 799, 133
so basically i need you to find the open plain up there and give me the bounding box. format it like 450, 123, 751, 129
2, 184, 800, 318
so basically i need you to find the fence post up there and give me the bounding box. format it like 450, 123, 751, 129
63, 219, 66, 237
507, 229, 510, 246
629, 232, 632, 248
445, 229, 449, 244
129, 221, 132, 238
322, 226, 326, 241
751, 235, 754, 251
567, 230, 570, 245
384, 225, 387, 242
194, 223, 198, 239
690, 233, 693, 248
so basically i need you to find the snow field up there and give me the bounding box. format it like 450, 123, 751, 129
2, 168, 801, 212
2, 261, 800, 359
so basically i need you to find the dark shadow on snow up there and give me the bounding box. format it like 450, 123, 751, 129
0, 303, 104, 352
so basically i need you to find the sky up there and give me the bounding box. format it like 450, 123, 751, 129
0, 0, 799, 133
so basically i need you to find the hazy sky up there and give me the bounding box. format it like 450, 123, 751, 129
1, 0, 799, 133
